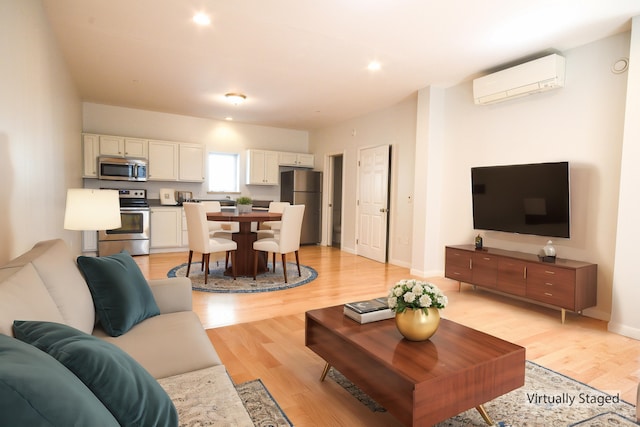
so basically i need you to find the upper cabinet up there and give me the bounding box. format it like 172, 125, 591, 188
179, 143, 205, 182
83, 133, 150, 178
148, 140, 178, 181
123, 138, 148, 158
82, 134, 100, 178
98, 135, 148, 158
247, 150, 279, 185
83, 133, 205, 183
278, 152, 314, 168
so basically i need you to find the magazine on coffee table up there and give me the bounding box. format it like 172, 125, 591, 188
344, 297, 394, 323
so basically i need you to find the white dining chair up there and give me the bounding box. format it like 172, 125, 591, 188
184, 202, 237, 283
200, 201, 238, 236
253, 204, 305, 283
257, 201, 290, 240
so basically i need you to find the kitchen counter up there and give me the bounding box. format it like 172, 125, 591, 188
147, 199, 238, 208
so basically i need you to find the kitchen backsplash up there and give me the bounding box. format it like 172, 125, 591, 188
82, 178, 281, 202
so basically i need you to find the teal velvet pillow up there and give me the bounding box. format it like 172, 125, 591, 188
0, 333, 119, 427
13, 321, 178, 427
76, 250, 160, 336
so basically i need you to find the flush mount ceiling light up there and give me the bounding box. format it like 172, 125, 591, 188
225, 93, 246, 105
367, 61, 381, 71
193, 12, 211, 26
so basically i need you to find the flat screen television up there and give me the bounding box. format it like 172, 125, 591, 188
471, 161, 570, 238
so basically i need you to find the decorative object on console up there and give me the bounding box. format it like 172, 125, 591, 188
540, 240, 557, 263
475, 234, 483, 250
63, 188, 121, 231
236, 196, 253, 213
387, 279, 448, 341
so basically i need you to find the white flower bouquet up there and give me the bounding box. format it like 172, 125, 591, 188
388, 279, 448, 315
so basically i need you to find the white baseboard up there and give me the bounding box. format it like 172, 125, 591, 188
607, 321, 640, 340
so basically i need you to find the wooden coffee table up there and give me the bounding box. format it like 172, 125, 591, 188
305, 305, 525, 426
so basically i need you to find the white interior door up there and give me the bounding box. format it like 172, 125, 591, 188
356, 145, 390, 262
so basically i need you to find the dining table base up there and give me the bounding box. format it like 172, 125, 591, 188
224, 231, 268, 277
207, 210, 283, 278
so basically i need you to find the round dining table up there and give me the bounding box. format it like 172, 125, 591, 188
206, 210, 282, 276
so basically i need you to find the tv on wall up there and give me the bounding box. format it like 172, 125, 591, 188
471, 161, 570, 238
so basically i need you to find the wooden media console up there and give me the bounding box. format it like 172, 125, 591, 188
445, 245, 597, 323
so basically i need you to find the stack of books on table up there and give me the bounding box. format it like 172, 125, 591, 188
344, 297, 395, 324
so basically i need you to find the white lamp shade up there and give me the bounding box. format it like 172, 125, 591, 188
64, 189, 122, 230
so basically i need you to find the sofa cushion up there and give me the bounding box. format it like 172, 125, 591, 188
28, 239, 96, 334
0, 263, 65, 336
0, 333, 119, 427
13, 321, 178, 427
94, 311, 223, 379
77, 251, 160, 337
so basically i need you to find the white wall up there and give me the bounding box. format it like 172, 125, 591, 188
0, 0, 82, 263
309, 95, 418, 265
609, 17, 640, 338
82, 103, 309, 202
411, 87, 445, 277
310, 32, 630, 321
438, 33, 629, 320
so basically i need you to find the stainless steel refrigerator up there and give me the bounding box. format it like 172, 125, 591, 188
280, 170, 322, 244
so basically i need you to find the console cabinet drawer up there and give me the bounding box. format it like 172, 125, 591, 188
526, 265, 575, 309
444, 248, 472, 282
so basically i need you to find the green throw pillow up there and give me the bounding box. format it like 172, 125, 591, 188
0, 333, 119, 427
77, 250, 160, 336
13, 321, 178, 427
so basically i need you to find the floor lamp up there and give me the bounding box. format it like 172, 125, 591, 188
64, 189, 121, 249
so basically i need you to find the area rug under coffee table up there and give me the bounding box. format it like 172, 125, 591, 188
159, 365, 292, 427
328, 361, 637, 426
167, 261, 317, 293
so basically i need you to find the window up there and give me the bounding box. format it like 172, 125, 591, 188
207, 152, 239, 193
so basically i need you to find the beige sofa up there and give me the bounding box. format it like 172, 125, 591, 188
0, 239, 253, 426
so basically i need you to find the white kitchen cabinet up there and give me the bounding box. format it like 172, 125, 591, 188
98, 135, 124, 156
123, 137, 148, 158
148, 140, 178, 181
82, 133, 100, 178
99, 135, 148, 158
179, 143, 205, 182
247, 149, 279, 185
150, 207, 182, 248
278, 152, 314, 168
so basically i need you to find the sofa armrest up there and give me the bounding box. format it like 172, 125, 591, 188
148, 277, 192, 314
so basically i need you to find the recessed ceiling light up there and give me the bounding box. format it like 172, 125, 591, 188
193, 12, 211, 26
225, 93, 246, 105
225, 117, 233, 121
367, 61, 381, 71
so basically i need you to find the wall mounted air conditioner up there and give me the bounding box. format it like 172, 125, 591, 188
473, 54, 565, 105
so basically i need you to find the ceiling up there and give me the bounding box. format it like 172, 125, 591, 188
42, 1, 640, 131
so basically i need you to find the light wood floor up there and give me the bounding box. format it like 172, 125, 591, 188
136, 246, 640, 425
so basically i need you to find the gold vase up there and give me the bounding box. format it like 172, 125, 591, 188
395, 307, 441, 341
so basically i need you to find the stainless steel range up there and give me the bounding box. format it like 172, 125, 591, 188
98, 189, 150, 256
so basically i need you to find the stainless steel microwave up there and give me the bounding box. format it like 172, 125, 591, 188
98, 156, 148, 182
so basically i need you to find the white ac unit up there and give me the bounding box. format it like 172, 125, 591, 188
473, 54, 565, 105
